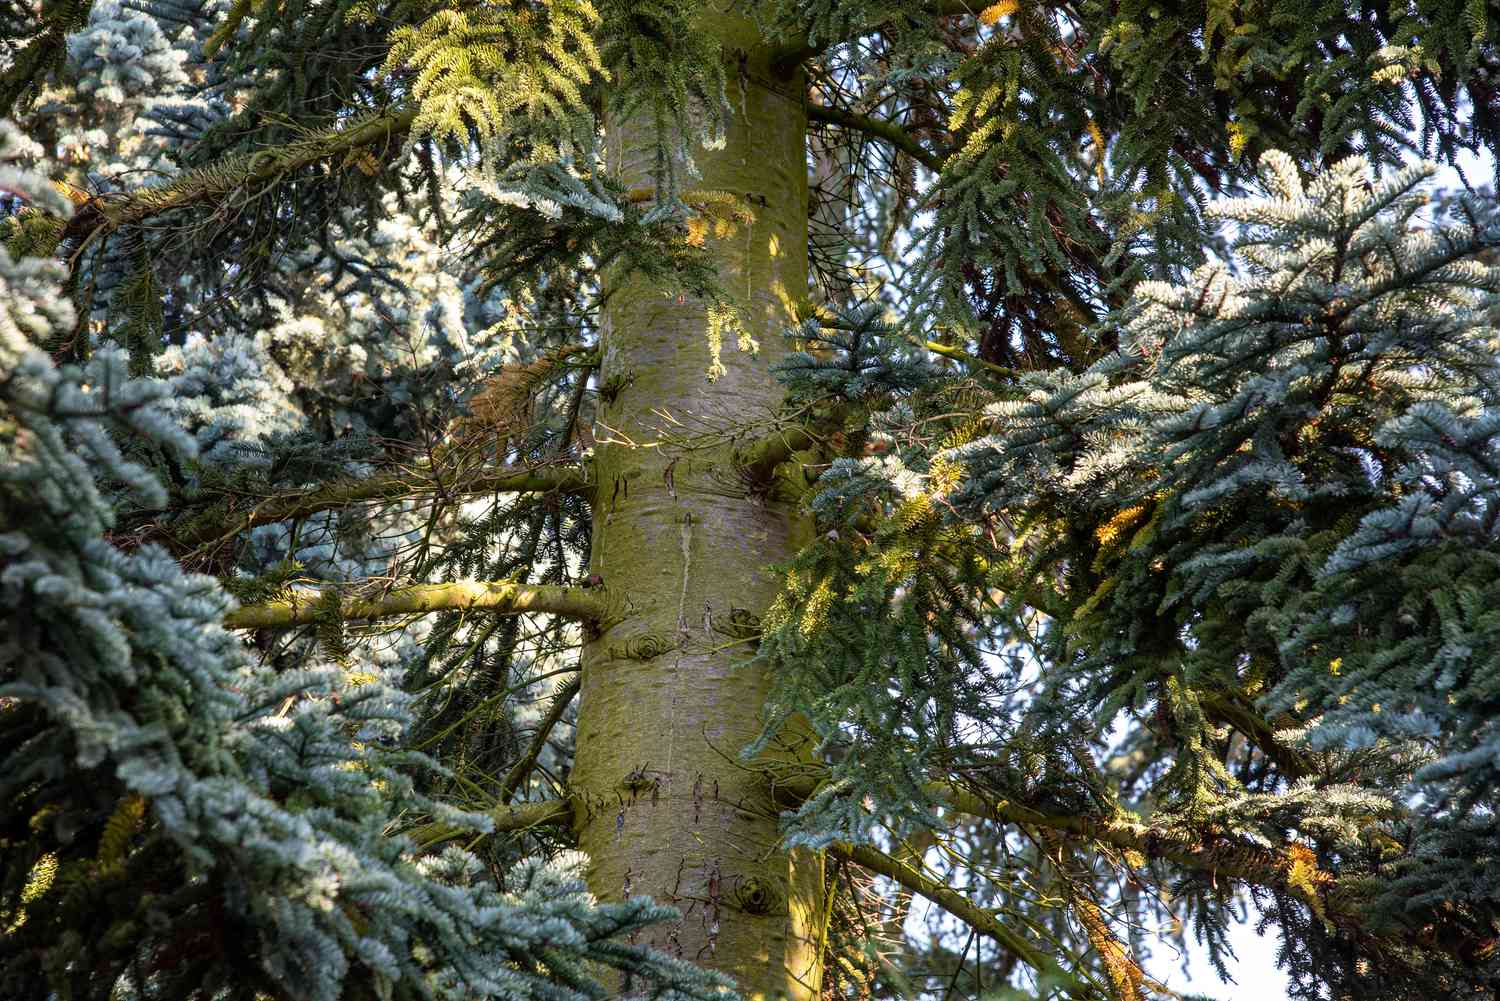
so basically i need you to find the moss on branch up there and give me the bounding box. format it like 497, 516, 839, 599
62, 107, 417, 242
225, 580, 609, 630
732, 423, 822, 487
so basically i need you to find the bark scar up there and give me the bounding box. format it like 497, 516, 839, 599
677, 511, 693, 639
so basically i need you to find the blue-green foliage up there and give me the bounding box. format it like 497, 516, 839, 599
775, 302, 939, 402
759, 150, 1500, 992
764, 0, 1496, 383
945, 151, 1500, 805
0, 120, 728, 1001
755, 304, 993, 845
933, 152, 1500, 987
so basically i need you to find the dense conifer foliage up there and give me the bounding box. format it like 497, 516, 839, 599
5, 0, 1500, 999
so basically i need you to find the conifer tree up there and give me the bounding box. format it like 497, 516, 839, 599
6, 0, 1500, 999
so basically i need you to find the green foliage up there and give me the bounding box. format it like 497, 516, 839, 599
756, 304, 999, 842
593, 0, 726, 194
0, 0, 92, 114
930, 152, 1500, 993
747, 146, 1500, 996
776, 302, 939, 402
384, 2, 605, 154
769, 0, 1498, 372
15, 0, 1500, 993
754, 453, 989, 843
0, 118, 730, 1001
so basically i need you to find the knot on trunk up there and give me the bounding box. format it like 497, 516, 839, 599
608, 632, 676, 661
710, 606, 761, 639
730, 874, 785, 915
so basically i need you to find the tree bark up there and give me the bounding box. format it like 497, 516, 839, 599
569, 19, 824, 1001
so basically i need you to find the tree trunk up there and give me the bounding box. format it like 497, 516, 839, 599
570, 19, 823, 1001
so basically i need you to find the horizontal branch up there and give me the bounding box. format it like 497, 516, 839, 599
830, 842, 1099, 999
225, 580, 609, 630
807, 103, 945, 173
775, 772, 1339, 928
922, 339, 1023, 379
163, 462, 591, 549
779, 771, 1494, 961
63, 107, 416, 241
409, 797, 574, 850
940, 786, 1347, 923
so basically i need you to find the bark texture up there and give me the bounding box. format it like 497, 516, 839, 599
570, 20, 824, 1001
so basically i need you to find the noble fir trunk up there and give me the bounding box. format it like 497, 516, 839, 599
7, 0, 1500, 1000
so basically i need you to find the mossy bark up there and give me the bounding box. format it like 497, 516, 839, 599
570, 19, 823, 1001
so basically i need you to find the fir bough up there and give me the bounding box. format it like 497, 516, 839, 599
935, 150, 1500, 991
0, 118, 730, 1001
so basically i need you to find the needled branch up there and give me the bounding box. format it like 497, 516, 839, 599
1198, 690, 1315, 780
225, 580, 610, 630
160, 462, 592, 550
774, 773, 1339, 923
829, 842, 1100, 999
499, 675, 581, 804
61, 107, 416, 242
0, 0, 90, 115
806, 104, 945, 173
770, 0, 983, 75
934, 785, 1345, 921
1045, 838, 1156, 1001
409, 797, 574, 850
778, 771, 1497, 963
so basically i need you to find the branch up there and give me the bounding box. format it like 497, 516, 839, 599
0, 0, 90, 115
499, 674, 581, 804
774, 772, 1338, 928
733, 423, 823, 487
770, 0, 982, 74
806, 103, 945, 174
777, 771, 1498, 961
409, 797, 573, 850
829, 842, 1100, 999
62, 107, 416, 242
937, 785, 1338, 908
922, 339, 1023, 379
159, 462, 591, 550
959, 791, 1500, 966
225, 580, 610, 630
1198, 690, 1315, 780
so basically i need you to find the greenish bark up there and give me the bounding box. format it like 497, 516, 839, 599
224, 580, 608, 629
569, 19, 824, 1001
